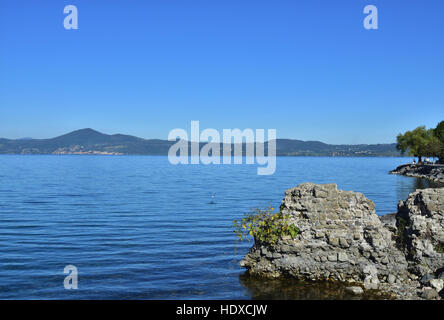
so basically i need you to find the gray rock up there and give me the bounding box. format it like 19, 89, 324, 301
327, 254, 337, 262
239, 182, 444, 300
422, 287, 439, 300
241, 183, 408, 281
338, 252, 348, 262
387, 274, 396, 284
429, 279, 444, 292
420, 274, 435, 285
328, 237, 339, 247
363, 264, 378, 277
364, 276, 379, 290
380, 213, 397, 230
396, 188, 444, 277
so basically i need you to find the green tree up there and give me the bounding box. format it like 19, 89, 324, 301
396, 126, 436, 162
397, 121, 444, 164
434, 121, 444, 142
432, 121, 444, 163
425, 135, 442, 159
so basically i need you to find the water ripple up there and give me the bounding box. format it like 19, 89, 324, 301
0, 155, 426, 299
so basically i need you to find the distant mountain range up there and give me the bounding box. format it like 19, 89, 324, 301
0, 128, 403, 156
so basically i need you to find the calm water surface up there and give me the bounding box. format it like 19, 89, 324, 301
0, 156, 440, 299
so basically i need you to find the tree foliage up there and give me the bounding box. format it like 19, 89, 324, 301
396, 121, 444, 163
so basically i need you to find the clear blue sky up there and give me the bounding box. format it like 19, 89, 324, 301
1, 0, 443, 143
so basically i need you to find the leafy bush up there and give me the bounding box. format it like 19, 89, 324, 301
435, 242, 444, 253
233, 206, 299, 245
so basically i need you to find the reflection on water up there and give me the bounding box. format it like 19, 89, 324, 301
239, 274, 391, 300
413, 178, 444, 189
395, 176, 444, 209
0, 156, 440, 299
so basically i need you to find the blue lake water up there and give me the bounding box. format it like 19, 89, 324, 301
0, 155, 440, 299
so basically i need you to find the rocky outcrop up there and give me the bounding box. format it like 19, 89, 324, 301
390, 164, 444, 183
240, 183, 444, 299
396, 188, 444, 277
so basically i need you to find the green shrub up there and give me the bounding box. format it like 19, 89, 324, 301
435, 242, 444, 253
233, 206, 299, 245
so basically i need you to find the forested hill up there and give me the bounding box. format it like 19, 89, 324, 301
0, 128, 402, 156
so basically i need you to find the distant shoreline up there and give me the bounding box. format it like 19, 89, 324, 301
0, 153, 410, 158
0, 128, 403, 157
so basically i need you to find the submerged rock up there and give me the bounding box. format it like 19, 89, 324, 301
345, 286, 364, 295
240, 182, 444, 299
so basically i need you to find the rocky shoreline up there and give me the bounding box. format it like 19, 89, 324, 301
239, 183, 444, 300
390, 163, 444, 184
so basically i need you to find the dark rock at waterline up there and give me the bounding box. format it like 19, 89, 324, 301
238, 274, 389, 300
390, 164, 444, 183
